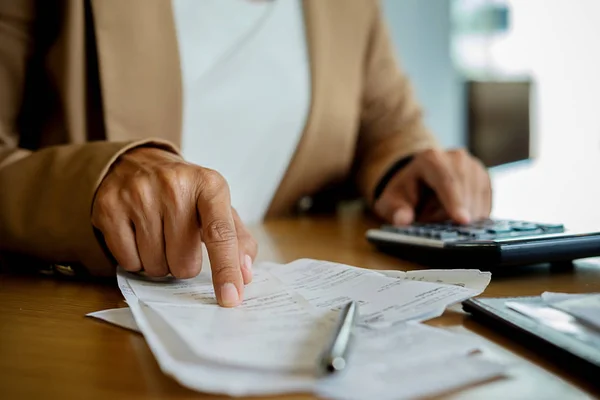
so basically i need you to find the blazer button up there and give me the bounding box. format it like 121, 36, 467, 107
54, 264, 76, 277
296, 196, 313, 213
38, 264, 56, 276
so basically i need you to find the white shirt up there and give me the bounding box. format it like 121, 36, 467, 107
172, 0, 311, 224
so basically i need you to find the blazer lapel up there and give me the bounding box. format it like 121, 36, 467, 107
266, 0, 330, 216
89, 0, 339, 217
89, 0, 182, 148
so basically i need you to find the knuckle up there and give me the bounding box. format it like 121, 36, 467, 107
128, 176, 155, 209
200, 169, 228, 197
419, 148, 444, 165
423, 148, 441, 159
440, 173, 457, 189
92, 191, 119, 225
156, 167, 179, 188
451, 149, 471, 170
157, 164, 193, 187
203, 219, 237, 244
158, 167, 189, 210
449, 148, 469, 159
170, 252, 203, 279
141, 255, 169, 277
421, 148, 436, 157
130, 173, 151, 192
171, 264, 201, 279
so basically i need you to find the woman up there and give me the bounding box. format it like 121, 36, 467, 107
0, 0, 491, 306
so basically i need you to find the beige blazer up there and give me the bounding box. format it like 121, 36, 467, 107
0, 0, 438, 276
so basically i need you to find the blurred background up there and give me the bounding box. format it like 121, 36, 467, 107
382, 0, 600, 230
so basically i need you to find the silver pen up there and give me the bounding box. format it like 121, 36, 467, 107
318, 301, 359, 375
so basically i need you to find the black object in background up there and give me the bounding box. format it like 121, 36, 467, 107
462, 297, 600, 387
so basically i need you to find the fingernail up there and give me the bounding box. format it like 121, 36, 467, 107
244, 254, 253, 272
393, 209, 412, 225
220, 283, 240, 307
458, 208, 471, 223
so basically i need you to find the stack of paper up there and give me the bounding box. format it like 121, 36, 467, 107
90, 259, 506, 399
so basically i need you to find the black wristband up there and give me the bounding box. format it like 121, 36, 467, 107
373, 155, 414, 201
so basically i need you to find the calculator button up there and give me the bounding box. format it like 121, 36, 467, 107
433, 231, 459, 240
406, 226, 421, 236
471, 219, 496, 228
511, 223, 539, 231
382, 225, 406, 233
440, 221, 461, 228
457, 228, 487, 236
420, 228, 434, 237
424, 228, 443, 238
416, 227, 431, 236
486, 225, 513, 234
379, 219, 564, 242
537, 223, 565, 233
427, 224, 448, 230
538, 223, 563, 228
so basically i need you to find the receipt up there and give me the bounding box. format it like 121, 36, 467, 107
376, 268, 492, 292
119, 268, 504, 398
269, 259, 483, 327
319, 351, 505, 400
139, 269, 332, 371
87, 307, 140, 332
86, 259, 501, 398
120, 277, 317, 397
121, 259, 488, 372
89, 267, 489, 335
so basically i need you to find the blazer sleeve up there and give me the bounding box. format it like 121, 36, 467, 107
354, 1, 440, 205
0, 2, 177, 276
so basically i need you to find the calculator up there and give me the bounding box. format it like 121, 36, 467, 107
366, 219, 600, 269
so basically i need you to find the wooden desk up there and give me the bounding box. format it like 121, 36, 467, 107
1, 208, 600, 399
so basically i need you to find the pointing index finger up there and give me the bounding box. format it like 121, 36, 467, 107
196, 178, 244, 307
418, 156, 470, 224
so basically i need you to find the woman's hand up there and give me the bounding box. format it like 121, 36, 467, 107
92, 147, 257, 307
374, 148, 492, 225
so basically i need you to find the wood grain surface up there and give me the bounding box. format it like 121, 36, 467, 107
2, 206, 599, 399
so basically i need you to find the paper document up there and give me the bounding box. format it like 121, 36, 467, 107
266, 260, 486, 327
87, 308, 140, 332
89, 267, 489, 335
89, 258, 504, 398
319, 352, 503, 400
375, 268, 491, 292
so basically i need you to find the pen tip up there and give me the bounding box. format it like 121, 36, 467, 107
329, 357, 346, 372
